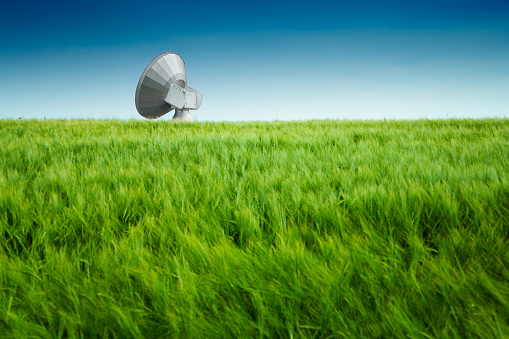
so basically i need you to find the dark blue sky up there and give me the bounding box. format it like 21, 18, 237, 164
1, 0, 508, 120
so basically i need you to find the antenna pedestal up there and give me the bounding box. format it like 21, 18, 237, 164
172, 108, 193, 122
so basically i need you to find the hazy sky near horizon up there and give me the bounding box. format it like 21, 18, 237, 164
1, 0, 508, 121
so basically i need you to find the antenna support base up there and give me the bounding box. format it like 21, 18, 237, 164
172, 108, 193, 122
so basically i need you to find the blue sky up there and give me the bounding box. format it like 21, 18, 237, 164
1, 0, 508, 121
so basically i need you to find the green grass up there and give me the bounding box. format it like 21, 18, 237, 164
0, 118, 508, 338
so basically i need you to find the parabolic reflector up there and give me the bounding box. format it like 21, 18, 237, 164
135, 52, 203, 121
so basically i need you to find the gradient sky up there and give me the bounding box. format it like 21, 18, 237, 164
1, 0, 508, 121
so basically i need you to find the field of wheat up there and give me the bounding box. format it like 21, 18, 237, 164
0, 118, 508, 338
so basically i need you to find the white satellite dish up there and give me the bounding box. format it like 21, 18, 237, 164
135, 52, 203, 121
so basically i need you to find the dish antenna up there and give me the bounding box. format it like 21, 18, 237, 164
135, 52, 203, 121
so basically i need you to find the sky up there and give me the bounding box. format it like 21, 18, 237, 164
0, 0, 508, 121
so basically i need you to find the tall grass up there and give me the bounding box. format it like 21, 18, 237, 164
0, 118, 508, 338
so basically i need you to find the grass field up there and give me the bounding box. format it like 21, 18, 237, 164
0, 118, 508, 338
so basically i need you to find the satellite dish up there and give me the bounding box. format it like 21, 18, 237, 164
135, 52, 203, 121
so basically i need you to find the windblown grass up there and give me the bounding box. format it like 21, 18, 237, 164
0, 118, 508, 338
